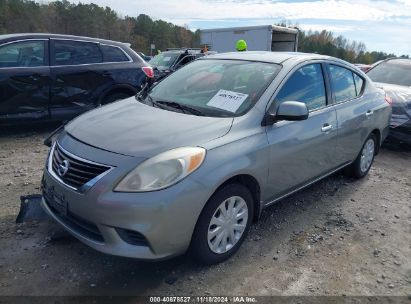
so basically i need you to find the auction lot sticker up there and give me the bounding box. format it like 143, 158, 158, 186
207, 89, 248, 113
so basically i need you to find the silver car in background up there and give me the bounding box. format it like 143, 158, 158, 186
366, 58, 411, 145
41, 52, 391, 264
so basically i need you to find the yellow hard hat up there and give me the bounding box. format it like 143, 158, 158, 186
236, 39, 247, 51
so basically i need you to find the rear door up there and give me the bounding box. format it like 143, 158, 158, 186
49, 39, 109, 120
0, 39, 50, 121
265, 62, 339, 199
326, 63, 370, 163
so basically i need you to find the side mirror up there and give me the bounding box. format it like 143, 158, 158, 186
275, 101, 309, 121
263, 101, 309, 125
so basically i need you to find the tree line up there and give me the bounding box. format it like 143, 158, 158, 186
0, 0, 408, 63
0, 0, 200, 54
297, 29, 408, 64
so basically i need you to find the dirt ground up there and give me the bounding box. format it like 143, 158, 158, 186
0, 124, 410, 297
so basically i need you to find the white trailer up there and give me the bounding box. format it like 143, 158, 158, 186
200, 25, 298, 53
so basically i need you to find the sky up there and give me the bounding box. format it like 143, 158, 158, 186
69, 0, 411, 56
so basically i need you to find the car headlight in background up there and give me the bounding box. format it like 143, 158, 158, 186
114, 147, 206, 192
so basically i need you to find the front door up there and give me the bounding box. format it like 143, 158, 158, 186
0, 39, 50, 122
265, 63, 339, 200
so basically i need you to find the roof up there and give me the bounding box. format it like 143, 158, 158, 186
202, 51, 331, 64
384, 58, 411, 66
162, 48, 203, 55
0, 33, 129, 47
200, 25, 298, 34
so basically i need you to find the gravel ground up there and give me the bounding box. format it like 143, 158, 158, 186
0, 124, 410, 296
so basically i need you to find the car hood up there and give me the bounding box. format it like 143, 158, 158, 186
65, 98, 233, 157
374, 82, 411, 128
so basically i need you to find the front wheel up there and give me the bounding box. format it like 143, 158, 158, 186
191, 184, 254, 264
349, 133, 377, 178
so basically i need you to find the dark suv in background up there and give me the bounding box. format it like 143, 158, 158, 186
0, 33, 153, 124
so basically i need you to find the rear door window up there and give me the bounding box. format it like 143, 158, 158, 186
52, 40, 102, 66
100, 44, 129, 62
329, 65, 357, 102
275, 63, 327, 111
0, 40, 45, 68
353, 73, 364, 96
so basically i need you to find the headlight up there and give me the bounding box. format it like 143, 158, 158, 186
114, 147, 206, 192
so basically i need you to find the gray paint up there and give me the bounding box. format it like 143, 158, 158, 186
65, 99, 233, 157
274, 101, 309, 120
42, 52, 391, 260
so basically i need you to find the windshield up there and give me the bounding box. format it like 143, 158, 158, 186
149, 52, 179, 69
142, 59, 280, 117
367, 60, 411, 87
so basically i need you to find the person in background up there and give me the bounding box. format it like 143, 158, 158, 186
236, 39, 247, 52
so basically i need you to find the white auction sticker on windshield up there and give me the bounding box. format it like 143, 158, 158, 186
163, 56, 171, 62
206, 89, 248, 113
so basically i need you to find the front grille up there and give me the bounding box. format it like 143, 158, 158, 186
44, 195, 104, 243
116, 228, 149, 246
51, 144, 110, 189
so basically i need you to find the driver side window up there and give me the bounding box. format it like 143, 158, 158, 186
275, 63, 327, 111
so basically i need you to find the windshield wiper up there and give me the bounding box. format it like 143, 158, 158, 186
135, 84, 161, 109
155, 101, 206, 116
135, 82, 149, 101
136, 89, 205, 115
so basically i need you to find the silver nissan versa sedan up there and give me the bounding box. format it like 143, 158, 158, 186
41, 52, 391, 264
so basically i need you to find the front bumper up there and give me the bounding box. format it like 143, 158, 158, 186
41, 136, 211, 260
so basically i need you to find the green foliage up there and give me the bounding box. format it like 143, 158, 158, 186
0, 0, 408, 61
0, 0, 198, 54
296, 28, 408, 63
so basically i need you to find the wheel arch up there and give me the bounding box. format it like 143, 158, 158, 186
210, 174, 262, 222
98, 84, 139, 105
371, 128, 381, 154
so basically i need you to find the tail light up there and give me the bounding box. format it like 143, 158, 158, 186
142, 66, 154, 78
385, 95, 393, 105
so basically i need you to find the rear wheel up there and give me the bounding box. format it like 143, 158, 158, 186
349, 133, 377, 178
191, 184, 253, 264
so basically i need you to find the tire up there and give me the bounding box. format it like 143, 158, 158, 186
348, 133, 377, 178
101, 92, 131, 105
191, 184, 254, 264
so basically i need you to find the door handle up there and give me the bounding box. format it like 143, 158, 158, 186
102, 71, 112, 77
321, 124, 333, 133
365, 110, 374, 117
